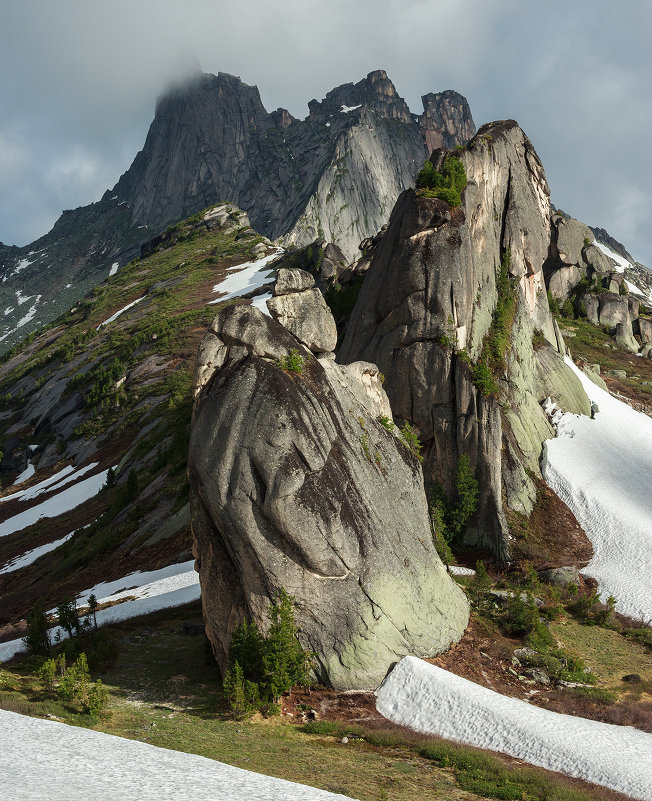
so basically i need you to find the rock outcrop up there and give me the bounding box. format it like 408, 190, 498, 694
1, 70, 474, 352
338, 121, 590, 559
188, 278, 469, 690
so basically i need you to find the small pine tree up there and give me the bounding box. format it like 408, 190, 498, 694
105, 467, 116, 488
223, 661, 259, 718
23, 601, 51, 656
37, 658, 57, 693
263, 589, 311, 701
87, 594, 98, 629
126, 468, 138, 500
229, 619, 266, 686
56, 597, 80, 639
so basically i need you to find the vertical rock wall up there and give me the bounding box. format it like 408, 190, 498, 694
338, 121, 590, 559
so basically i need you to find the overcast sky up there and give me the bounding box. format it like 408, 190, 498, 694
1, 0, 650, 264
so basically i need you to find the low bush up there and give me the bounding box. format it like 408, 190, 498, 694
416, 155, 467, 207
275, 349, 304, 375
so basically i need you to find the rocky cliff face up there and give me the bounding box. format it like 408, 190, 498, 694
0, 70, 474, 352
188, 274, 469, 690
338, 121, 590, 559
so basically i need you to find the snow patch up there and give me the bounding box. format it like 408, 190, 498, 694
0, 466, 110, 539
97, 295, 145, 328
13, 258, 32, 276
625, 279, 643, 295
109, 262, 119, 277
15, 289, 32, 305
73, 560, 198, 609
251, 292, 272, 316
448, 565, 476, 577
11, 463, 35, 486
340, 104, 362, 113
209, 248, 282, 306
16, 296, 41, 328
376, 657, 652, 801
4, 307, 13, 315
0, 530, 75, 575
593, 241, 631, 274
0, 462, 98, 505
0, 708, 355, 801
542, 357, 652, 621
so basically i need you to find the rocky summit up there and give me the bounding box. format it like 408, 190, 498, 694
0, 70, 474, 353
188, 273, 469, 690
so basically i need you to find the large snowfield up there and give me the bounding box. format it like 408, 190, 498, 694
376, 657, 652, 801
542, 358, 652, 622
0, 709, 355, 801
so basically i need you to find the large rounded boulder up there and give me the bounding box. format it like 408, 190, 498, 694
189, 296, 469, 690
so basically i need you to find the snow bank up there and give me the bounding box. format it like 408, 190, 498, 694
376, 657, 652, 801
0, 562, 200, 663
109, 262, 119, 276
0, 709, 355, 801
72, 559, 197, 608
0, 467, 109, 538
448, 565, 476, 577
542, 357, 652, 621
593, 241, 631, 273
0, 531, 74, 575
96, 295, 145, 329
209, 249, 282, 305
0, 464, 76, 504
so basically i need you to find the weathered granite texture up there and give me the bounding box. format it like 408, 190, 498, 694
338, 121, 589, 559
189, 296, 469, 690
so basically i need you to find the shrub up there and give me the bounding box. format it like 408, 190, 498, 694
470, 360, 499, 395
58, 652, 89, 702
38, 658, 57, 693
448, 455, 478, 539
223, 588, 313, 716
561, 298, 574, 318
275, 349, 304, 375
399, 422, 423, 462
416, 155, 467, 207
547, 291, 560, 316
503, 592, 539, 636
81, 678, 108, 717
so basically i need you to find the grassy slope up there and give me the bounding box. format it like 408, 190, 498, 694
0, 602, 631, 801
0, 207, 266, 627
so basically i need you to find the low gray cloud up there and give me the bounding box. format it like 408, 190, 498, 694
1, 0, 650, 263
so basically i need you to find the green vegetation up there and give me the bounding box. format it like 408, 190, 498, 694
275, 349, 304, 375
459, 250, 517, 396
416, 154, 467, 207
323, 273, 364, 320
398, 421, 423, 462
223, 589, 312, 717
430, 454, 479, 558
303, 720, 603, 801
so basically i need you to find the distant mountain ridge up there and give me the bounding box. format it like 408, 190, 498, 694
0, 69, 474, 353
